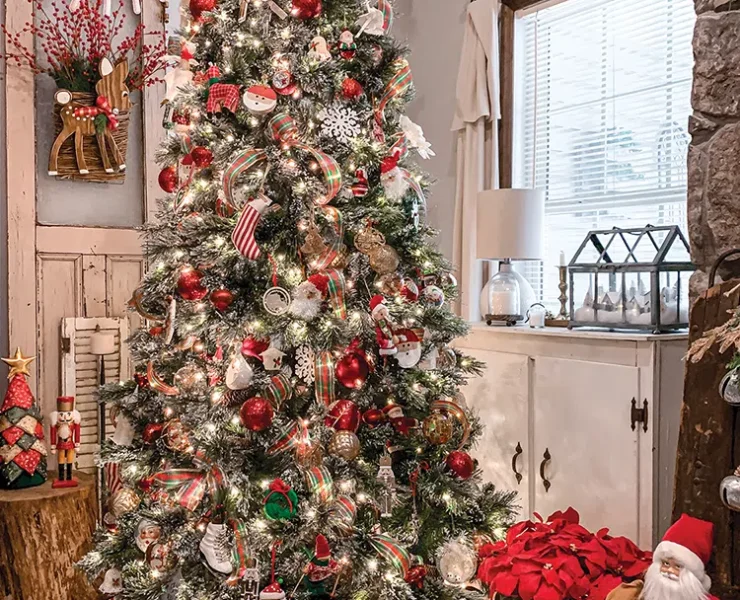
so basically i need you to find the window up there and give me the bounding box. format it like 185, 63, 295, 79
513, 0, 695, 310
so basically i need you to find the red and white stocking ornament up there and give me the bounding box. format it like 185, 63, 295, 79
232, 193, 273, 260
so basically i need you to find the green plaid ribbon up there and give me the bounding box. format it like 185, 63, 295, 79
151, 452, 226, 512
268, 112, 342, 204
265, 373, 293, 408
375, 59, 413, 128
328, 495, 357, 534
379, 0, 394, 32
267, 419, 308, 455
369, 533, 411, 577
325, 269, 347, 320
305, 466, 334, 504
226, 519, 250, 585
314, 351, 336, 407
221, 148, 268, 207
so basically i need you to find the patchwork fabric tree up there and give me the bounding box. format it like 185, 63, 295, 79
0, 350, 47, 490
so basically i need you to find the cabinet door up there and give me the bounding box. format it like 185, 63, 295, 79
532, 357, 640, 540
458, 348, 530, 517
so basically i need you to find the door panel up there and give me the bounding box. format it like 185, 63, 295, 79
533, 356, 640, 540
459, 348, 530, 517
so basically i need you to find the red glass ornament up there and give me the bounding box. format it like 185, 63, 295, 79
177, 268, 209, 301
149, 325, 164, 336
210, 288, 234, 311
446, 450, 475, 480
241, 337, 270, 360
143, 422, 164, 444
240, 397, 274, 432
324, 400, 360, 432
134, 372, 150, 389
190, 146, 213, 168
158, 165, 179, 193
335, 349, 370, 389
363, 408, 385, 428
341, 78, 364, 101
189, 0, 216, 18
291, 0, 321, 19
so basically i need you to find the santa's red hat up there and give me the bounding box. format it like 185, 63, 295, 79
654, 514, 714, 590
314, 534, 331, 562
247, 85, 277, 102
383, 403, 404, 420
396, 329, 420, 347
380, 156, 398, 175
307, 273, 329, 296
369, 295, 387, 313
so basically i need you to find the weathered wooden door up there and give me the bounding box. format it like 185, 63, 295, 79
4, 0, 166, 424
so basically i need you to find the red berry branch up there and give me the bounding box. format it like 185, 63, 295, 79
1, 0, 167, 92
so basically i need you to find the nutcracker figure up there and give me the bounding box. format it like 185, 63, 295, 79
50, 395, 81, 488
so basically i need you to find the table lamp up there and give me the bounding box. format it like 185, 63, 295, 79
476, 188, 544, 324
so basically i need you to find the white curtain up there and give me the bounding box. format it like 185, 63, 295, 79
452, 0, 500, 321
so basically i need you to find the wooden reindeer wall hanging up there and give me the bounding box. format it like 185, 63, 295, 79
48, 57, 132, 183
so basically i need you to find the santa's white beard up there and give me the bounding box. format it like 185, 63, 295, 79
642, 562, 709, 600
289, 283, 322, 320
381, 169, 410, 201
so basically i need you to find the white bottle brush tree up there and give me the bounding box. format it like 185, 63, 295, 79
80, 1, 517, 599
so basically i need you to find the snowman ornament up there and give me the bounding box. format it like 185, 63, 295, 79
243, 85, 278, 115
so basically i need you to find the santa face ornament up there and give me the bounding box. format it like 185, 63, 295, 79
136, 519, 162, 552
243, 85, 278, 114
395, 329, 421, 368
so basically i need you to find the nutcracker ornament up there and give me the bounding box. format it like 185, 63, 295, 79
50, 395, 81, 488
376, 453, 397, 517
370, 295, 398, 356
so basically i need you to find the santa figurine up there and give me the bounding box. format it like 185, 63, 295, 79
50, 395, 81, 488
380, 154, 410, 201
370, 295, 398, 356
303, 534, 341, 596
338, 29, 357, 59
607, 514, 717, 600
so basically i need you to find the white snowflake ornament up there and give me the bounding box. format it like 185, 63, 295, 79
317, 104, 362, 145
295, 345, 315, 384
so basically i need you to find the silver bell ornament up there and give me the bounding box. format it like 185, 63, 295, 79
720, 468, 740, 512
437, 539, 477, 585
718, 367, 740, 406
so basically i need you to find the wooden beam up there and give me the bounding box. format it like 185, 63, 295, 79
499, 4, 515, 188
502, 0, 544, 11
5, 0, 37, 390
36, 226, 142, 255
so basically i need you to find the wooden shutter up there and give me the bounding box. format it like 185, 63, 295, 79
60, 317, 131, 471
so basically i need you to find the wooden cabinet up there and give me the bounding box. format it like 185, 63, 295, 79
455, 324, 687, 549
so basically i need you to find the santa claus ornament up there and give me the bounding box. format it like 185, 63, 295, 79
243, 85, 278, 115
370, 295, 397, 356
380, 154, 410, 201
607, 514, 717, 600
289, 273, 329, 320
395, 328, 422, 368
50, 396, 81, 487
338, 30, 356, 59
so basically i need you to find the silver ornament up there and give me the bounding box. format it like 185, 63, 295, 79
718, 367, 740, 406
720, 470, 740, 511
437, 540, 477, 585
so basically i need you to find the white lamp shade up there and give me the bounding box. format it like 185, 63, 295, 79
476, 188, 545, 260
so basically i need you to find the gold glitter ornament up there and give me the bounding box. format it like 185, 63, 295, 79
328, 430, 360, 460
422, 411, 454, 445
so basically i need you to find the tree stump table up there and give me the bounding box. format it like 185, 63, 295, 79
0, 472, 98, 600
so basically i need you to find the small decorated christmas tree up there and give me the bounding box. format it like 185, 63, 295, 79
0, 349, 47, 489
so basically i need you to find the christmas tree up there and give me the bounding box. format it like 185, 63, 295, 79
81, 0, 516, 598
0, 349, 47, 490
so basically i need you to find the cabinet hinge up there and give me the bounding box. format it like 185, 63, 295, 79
630, 398, 648, 433
61, 337, 71, 353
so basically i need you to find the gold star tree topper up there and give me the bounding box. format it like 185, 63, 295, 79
2, 348, 36, 380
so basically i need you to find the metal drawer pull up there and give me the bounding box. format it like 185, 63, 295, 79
540, 448, 552, 492
511, 442, 523, 484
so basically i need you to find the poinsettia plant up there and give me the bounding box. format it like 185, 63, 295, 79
1, 0, 166, 92
477, 508, 651, 600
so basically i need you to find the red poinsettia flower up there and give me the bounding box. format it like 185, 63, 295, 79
477, 508, 651, 600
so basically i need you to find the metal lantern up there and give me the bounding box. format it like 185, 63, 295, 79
568, 225, 694, 333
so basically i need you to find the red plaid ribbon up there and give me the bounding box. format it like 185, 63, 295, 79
369, 533, 411, 577
374, 60, 413, 142
325, 269, 347, 320
268, 112, 342, 204
314, 351, 336, 407
151, 453, 226, 511
305, 466, 334, 504
265, 373, 293, 408
206, 83, 241, 113
73, 95, 119, 130
267, 419, 309, 455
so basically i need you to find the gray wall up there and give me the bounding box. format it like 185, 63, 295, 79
394, 0, 468, 260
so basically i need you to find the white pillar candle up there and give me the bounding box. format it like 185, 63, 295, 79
559, 250, 567, 267
529, 310, 545, 328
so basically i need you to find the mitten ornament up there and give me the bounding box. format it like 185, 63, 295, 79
232, 193, 273, 260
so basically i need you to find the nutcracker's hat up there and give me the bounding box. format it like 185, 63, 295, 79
56, 396, 75, 411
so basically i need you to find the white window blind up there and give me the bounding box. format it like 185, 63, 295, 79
513, 0, 695, 310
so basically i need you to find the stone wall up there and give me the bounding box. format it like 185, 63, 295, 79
688, 1, 740, 293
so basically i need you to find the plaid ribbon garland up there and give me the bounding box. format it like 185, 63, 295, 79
314, 351, 336, 407
305, 466, 334, 504
151, 453, 226, 512
374, 59, 413, 133
430, 398, 470, 450
378, 0, 394, 32
369, 533, 411, 577
267, 419, 309, 455
269, 113, 342, 204
390, 133, 409, 160
265, 373, 293, 408
328, 495, 357, 534
226, 519, 251, 585
221, 148, 268, 207
324, 269, 347, 320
